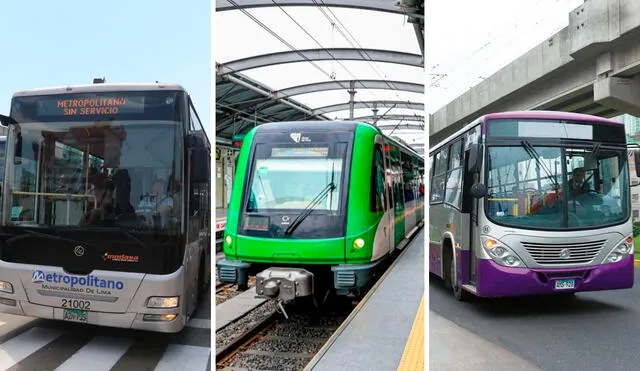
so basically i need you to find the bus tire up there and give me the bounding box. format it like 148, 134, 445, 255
443, 241, 453, 290
451, 258, 470, 302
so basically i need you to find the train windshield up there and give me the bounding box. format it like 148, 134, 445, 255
246, 143, 346, 213
485, 144, 630, 229
5, 91, 183, 231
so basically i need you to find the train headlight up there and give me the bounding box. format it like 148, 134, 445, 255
480, 236, 524, 267
147, 296, 179, 308
225, 235, 232, 245
604, 235, 634, 264
353, 238, 365, 249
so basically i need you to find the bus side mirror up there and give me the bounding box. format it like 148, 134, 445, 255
470, 183, 488, 198
468, 143, 482, 173
190, 148, 209, 183
0, 114, 16, 127
634, 150, 640, 178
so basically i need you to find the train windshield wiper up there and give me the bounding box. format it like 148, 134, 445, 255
284, 164, 336, 236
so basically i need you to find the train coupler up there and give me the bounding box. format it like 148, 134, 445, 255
275, 299, 289, 320
255, 267, 314, 302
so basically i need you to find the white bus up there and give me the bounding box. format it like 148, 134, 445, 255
0, 82, 211, 332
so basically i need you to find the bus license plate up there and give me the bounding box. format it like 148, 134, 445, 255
555, 279, 575, 290
63, 309, 88, 323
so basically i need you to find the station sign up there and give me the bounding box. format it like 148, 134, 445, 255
232, 134, 245, 148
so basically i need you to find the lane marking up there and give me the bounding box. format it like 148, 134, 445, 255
154, 344, 211, 371
186, 318, 211, 329
55, 336, 134, 371
397, 296, 424, 371
0, 327, 63, 370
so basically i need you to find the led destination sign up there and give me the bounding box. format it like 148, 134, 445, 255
37, 96, 145, 117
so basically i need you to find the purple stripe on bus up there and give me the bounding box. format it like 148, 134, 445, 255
474, 255, 634, 297
484, 110, 623, 125
456, 249, 471, 286
429, 242, 442, 277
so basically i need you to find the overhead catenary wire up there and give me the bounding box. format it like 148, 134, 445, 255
222, 0, 423, 140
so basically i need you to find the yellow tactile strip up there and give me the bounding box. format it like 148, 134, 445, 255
397, 295, 424, 371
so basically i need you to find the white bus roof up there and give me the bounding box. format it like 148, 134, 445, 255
12, 83, 186, 97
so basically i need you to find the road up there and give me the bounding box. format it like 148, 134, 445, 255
0, 288, 211, 371
429, 270, 640, 371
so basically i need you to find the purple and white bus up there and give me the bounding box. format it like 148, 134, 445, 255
429, 111, 635, 300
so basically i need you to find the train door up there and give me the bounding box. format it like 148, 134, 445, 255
216, 148, 224, 208
382, 140, 394, 253
393, 150, 405, 245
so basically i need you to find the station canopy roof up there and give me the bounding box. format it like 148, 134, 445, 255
215, 0, 424, 155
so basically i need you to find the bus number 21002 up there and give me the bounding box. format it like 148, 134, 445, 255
61, 299, 91, 310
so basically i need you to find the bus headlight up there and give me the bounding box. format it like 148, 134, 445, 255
0, 281, 13, 294
481, 236, 524, 267
147, 296, 179, 308
604, 235, 634, 264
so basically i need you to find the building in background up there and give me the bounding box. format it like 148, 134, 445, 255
614, 114, 640, 222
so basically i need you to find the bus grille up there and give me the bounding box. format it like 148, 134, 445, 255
522, 239, 606, 265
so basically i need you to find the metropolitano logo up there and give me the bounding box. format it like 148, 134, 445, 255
32, 270, 45, 284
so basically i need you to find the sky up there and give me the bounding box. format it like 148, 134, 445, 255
427, 0, 586, 113
0, 0, 211, 133
214, 5, 425, 147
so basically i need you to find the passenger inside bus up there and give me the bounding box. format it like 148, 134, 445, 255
136, 179, 174, 227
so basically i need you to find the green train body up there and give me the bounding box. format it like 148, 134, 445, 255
217, 121, 424, 301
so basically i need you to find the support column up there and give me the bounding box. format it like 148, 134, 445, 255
348, 80, 356, 120
372, 102, 379, 124
594, 76, 640, 117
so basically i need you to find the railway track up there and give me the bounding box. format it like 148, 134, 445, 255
216, 304, 350, 371
215, 228, 423, 370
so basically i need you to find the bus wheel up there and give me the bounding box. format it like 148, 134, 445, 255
450, 253, 470, 302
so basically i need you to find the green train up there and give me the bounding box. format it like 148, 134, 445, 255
217, 121, 424, 310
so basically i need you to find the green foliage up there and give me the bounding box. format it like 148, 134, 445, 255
634, 222, 640, 237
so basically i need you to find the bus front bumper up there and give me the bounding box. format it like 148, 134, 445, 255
475, 255, 634, 297
0, 299, 186, 333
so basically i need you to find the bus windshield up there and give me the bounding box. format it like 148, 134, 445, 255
485, 144, 630, 229
5, 91, 183, 231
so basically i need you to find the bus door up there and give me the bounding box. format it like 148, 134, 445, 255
463, 135, 481, 285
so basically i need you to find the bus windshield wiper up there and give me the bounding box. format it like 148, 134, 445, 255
285, 164, 336, 236
521, 140, 559, 188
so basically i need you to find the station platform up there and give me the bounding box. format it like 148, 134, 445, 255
305, 228, 424, 371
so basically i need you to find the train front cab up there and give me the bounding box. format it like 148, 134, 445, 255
217, 123, 424, 303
